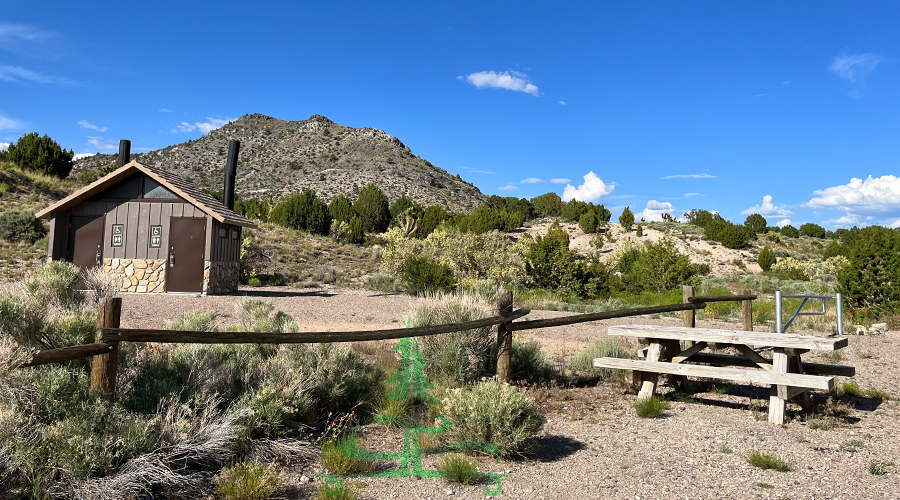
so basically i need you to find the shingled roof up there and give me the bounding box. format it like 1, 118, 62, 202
36, 160, 257, 228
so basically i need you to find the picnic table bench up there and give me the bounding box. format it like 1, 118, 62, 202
593, 325, 854, 424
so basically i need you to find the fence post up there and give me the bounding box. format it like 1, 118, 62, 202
91, 297, 121, 399
742, 288, 753, 332
495, 289, 514, 383
682, 285, 695, 328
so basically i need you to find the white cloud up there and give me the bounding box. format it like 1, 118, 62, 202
829, 51, 885, 98
776, 218, 793, 228
172, 117, 234, 135
558, 101, 566, 105
86, 136, 117, 151
0, 23, 52, 45
889, 219, 900, 229
73, 152, 96, 160
0, 65, 70, 84
829, 51, 884, 83
0, 142, 9, 151
561, 171, 615, 203
662, 173, 716, 179
822, 214, 861, 227
469, 170, 496, 174
550, 178, 571, 184
755, 93, 767, 97
807, 175, 900, 226
520, 178, 544, 184
0, 112, 26, 130
639, 200, 676, 222
77, 119, 107, 133
498, 184, 517, 191
808, 175, 900, 212
741, 195, 794, 217
463, 70, 541, 96
158, 108, 174, 113
683, 193, 700, 198
782, 80, 794, 84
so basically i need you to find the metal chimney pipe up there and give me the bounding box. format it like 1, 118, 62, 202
117, 140, 131, 168
223, 140, 240, 210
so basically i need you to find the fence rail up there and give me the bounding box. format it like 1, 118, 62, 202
18, 287, 762, 397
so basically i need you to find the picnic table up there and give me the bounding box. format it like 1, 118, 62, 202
593, 325, 854, 424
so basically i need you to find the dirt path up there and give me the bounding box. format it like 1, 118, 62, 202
120, 286, 900, 500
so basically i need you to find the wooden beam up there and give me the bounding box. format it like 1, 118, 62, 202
688, 294, 757, 303
734, 344, 773, 371
507, 302, 705, 332
671, 342, 707, 364
637, 343, 662, 399
102, 307, 531, 344
21, 343, 116, 368
91, 298, 121, 400
769, 349, 789, 424
683, 285, 695, 328
592, 357, 835, 391
741, 289, 753, 331
608, 325, 848, 351
678, 353, 855, 377
495, 290, 514, 383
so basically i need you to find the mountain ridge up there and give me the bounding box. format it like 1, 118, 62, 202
73, 113, 487, 211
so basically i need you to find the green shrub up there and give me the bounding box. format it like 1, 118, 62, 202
618, 206, 634, 231
622, 238, 698, 293
269, 189, 332, 236
215, 461, 279, 500
635, 223, 643, 237
365, 272, 402, 292
800, 222, 826, 239
0, 209, 46, 243
348, 215, 365, 244
7, 132, 74, 178
525, 222, 608, 298
632, 396, 669, 418
705, 219, 750, 249
24, 260, 83, 311
413, 292, 493, 385
579, 210, 598, 234
165, 309, 219, 331
838, 225, 900, 316
568, 337, 633, 378
247, 276, 262, 287
841, 380, 861, 397
869, 462, 893, 475
743, 213, 767, 236
781, 225, 800, 238
329, 194, 354, 223
824, 240, 849, 259
316, 481, 362, 500
531, 192, 564, 218
758, 246, 776, 271
320, 435, 376, 474
745, 449, 791, 472
436, 454, 479, 484
402, 255, 456, 295
354, 183, 391, 233
416, 205, 448, 238
442, 380, 546, 457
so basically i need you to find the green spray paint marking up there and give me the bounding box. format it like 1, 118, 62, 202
316, 316, 509, 495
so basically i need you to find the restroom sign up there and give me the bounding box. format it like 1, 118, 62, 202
150, 225, 162, 248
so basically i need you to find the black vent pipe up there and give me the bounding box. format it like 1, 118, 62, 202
117, 140, 131, 168
223, 140, 240, 210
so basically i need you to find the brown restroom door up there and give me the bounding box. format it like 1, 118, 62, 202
167, 217, 206, 293
67, 215, 105, 275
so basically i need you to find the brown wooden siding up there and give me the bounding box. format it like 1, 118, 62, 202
210, 219, 242, 263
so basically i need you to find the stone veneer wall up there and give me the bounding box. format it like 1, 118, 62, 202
103, 258, 167, 293
203, 261, 239, 295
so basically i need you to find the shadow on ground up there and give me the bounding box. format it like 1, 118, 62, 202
532, 435, 587, 462
236, 288, 336, 298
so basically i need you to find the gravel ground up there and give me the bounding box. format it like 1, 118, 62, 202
119, 286, 900, 500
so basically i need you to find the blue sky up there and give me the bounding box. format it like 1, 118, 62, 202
2, 2, 899, 228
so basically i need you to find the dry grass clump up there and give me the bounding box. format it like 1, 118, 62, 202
436, 453, 480, 484
214, 460, 278, 500
744, 449, 791, 472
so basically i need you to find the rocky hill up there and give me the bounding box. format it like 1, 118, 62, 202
73, 114, 486, 211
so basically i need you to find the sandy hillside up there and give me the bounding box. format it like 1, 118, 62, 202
518, 221, 763, 276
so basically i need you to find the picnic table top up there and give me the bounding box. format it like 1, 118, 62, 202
607, 324, 848, 351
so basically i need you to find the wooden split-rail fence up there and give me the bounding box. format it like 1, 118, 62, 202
18, 286, 757, 399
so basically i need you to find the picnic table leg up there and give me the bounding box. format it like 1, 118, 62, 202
788, 353, 812, 411
663, 339, 687, 391
638, 341, 662, 399
768, 348, 788, 424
